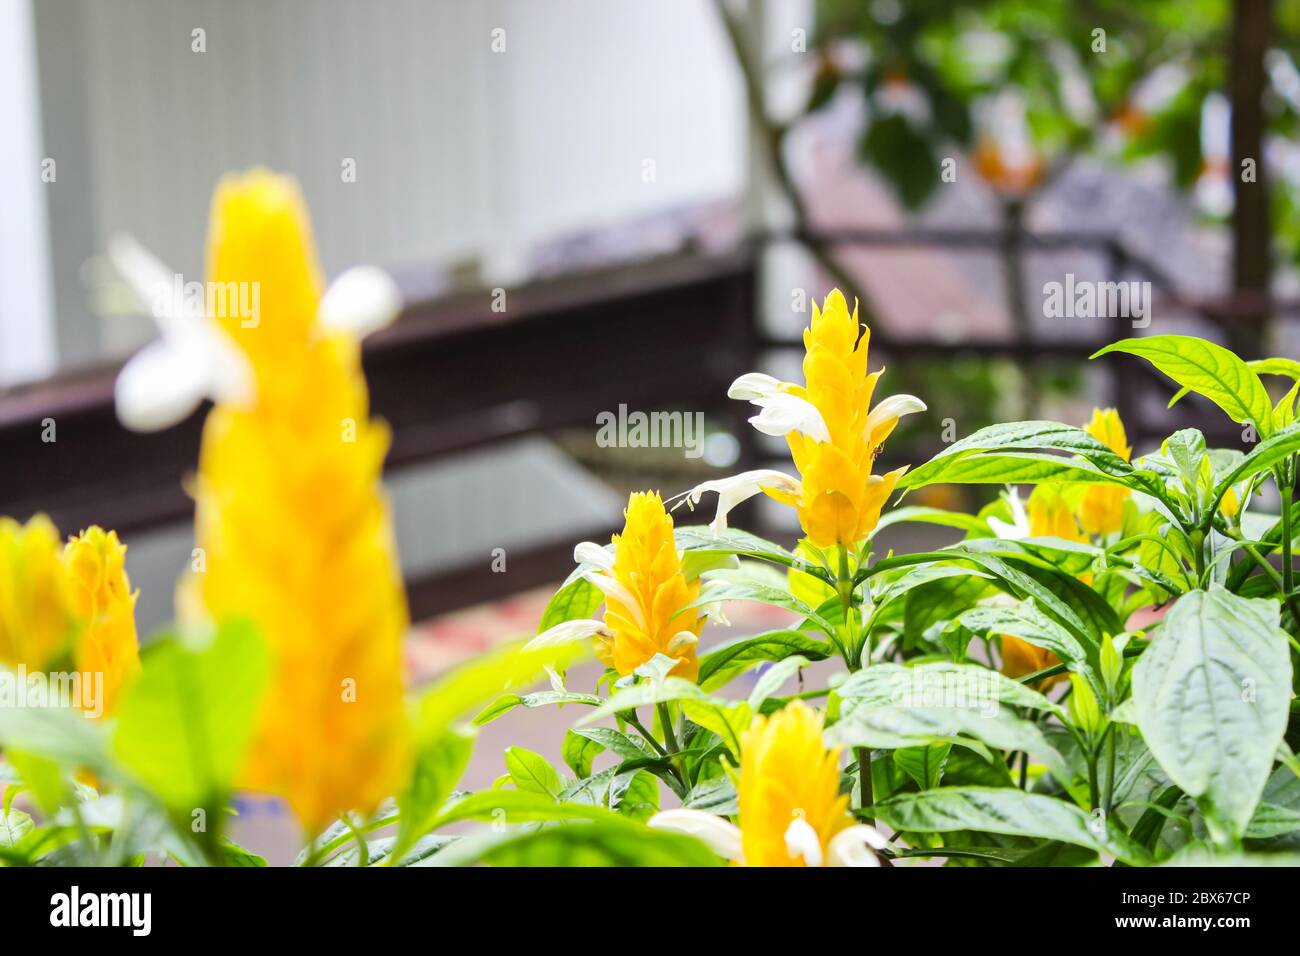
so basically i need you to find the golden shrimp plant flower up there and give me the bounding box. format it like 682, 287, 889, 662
110, 170, 408, 833
682, 290, 924, 549
649, 701, 887, 866
1078, 407, 1131, 536
0, 515, 77, 670
63, 526, 141, 716
529, 491, 706, 680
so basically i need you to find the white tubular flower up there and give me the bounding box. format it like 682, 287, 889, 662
784, 817, 824, 867
108, 236, 402, 433
727, 372, 830, 443
648, 809, 890, 867
864, 393, 927, 438
987, 487, 1031, 540
524, 618, 612, 651
674, 469, 802, 536
647, 809, 743, 861
109, 234, 253, 432
572, 541, 615, 573
827, 824, 891, 867
317, 265, 403, 337
581, 570, 645, 631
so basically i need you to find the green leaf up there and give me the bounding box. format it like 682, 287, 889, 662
473, 690, 601, 726
1093, 336, 1274, 435
874, 787, 1149, 865
837, 661, 1065, 720
900, 453, 1134, 490
578, 677, 710, 725
683, 776, 738, 815
420, 816, 724, 867
0, 807, 34, 848
894, 743, 951, 790
112, 619, 269, 813
1132, 587, 1291, 841
957, 600, 1101, 700
392, 726, 475, 858
411, 638, 585, 747
826, 704, 1060, 770
562, 730, 602, 778
609, 770, 659, 821
871, 506, 992, 537
901, 421, 1136, 489
504, 747, 566, 798
536, 575, 603, 635
568, 726, 656, 762
1209, 422, 1300, 513
684, 580, 838, 638
673, 526, 808, 572
696, 629, 831, 690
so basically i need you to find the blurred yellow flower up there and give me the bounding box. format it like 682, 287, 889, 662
685, 290, 924, 549
649, 700, 887, 866
1078, 407, 1131, 536
186, 170, 408, 833
63, 526, 140, 716
0, 515, 77, 670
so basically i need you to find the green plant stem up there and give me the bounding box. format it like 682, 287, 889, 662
656, 702, 680, 754
625, 713, 669, 757
341, 814, 369, 867
1103, 726, 1117, 817
1279, 463, 1296, 610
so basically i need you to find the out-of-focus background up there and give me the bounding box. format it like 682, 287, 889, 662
3, 0, 1300, 859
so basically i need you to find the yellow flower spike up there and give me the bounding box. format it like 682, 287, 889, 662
1078, 407, 1131, 536
63, 527, 141, 716
188, 170, 408, 833
1220, 485, 1241, 520
781, 292, 918, 548
683, 290, 923, 546
596, 492, 703, 681
737, 701, 853, 866
0, 515, 77, 670
649, 700, 888, 865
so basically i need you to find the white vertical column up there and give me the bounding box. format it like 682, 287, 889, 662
0, 0, 57, 387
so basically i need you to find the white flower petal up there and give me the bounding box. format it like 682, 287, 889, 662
865, 393, 927, 435
318, 265, 402, 338
523, 618, 610, 651
748, 393, 831, 444
827, 824, 890, 867
581, 571, 645, 630
727, 371, 791, 401
666, 631, 699, 654
107, 233, 202, 331
676, 469, 802, 536
114, 338, 210, 432
784, 817, 824, 867
573, 541, 615, 573
989, 488, 1031, 540
648, 809, 742, 860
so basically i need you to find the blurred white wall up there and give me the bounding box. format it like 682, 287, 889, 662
7, 0, 744, 378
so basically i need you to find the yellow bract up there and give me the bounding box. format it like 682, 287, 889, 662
188, 170, 408, 833
773, 291, 907, 548
597, 492, 703, 680
63, 526, 140, 716
0, 515, 76, 670
737, 700, 852, 866
1078, 407, 1131, 536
